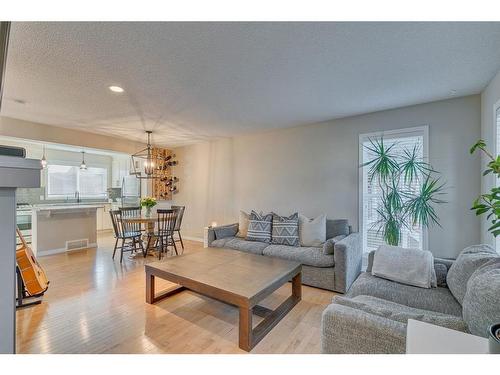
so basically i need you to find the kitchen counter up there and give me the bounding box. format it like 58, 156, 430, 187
32, 204, 101, 256
33, 203, 106, 212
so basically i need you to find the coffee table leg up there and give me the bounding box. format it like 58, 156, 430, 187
238, 271, 302, 352
145, 271, 186, 304
239, 306, 253, 352
292, 272, 302, 299
146, 272, 155, 304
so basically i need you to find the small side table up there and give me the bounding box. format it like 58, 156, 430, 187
203, 226, 210, 248
406, 319, 489, 354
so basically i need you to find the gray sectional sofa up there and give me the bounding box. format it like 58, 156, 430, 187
321, 245, 500, 353
207, 219, 362, 293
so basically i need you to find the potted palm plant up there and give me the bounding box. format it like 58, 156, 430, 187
361, 137, 446, 247
470, 140, 500, 236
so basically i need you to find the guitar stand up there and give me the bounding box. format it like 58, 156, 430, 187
16, 267, 44, 309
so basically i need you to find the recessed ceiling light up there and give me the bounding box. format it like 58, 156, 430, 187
109, 85, 124, 93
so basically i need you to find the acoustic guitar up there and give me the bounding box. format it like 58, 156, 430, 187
16, 228, 49, 296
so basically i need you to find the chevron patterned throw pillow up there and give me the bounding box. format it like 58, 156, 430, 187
246, 210, 273, 243
271, 212, 299, 246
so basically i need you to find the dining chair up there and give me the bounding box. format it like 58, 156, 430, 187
171, 205, 185, 252
119, 206, 143, 232
155, 209, 178, 259
109, 210, 145, 263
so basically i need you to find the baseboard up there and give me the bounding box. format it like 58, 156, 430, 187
182, 235, 204, 243
38, 242, 98, 257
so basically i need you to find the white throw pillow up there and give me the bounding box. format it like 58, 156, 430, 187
299, 214, 326, 247
236, 210, 250, 238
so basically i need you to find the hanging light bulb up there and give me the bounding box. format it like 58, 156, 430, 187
80, 151, 87, 170
41, 145, 47, 169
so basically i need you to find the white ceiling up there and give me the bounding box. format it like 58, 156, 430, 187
3, 22, 500, 147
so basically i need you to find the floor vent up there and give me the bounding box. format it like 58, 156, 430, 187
66, 238, 89, 251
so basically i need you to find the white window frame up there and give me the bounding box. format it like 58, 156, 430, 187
493, 100, 500, 252
45, 159, 109, 200
358, 125, 430, 253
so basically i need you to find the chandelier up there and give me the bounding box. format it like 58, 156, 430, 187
130, 131, 178, 187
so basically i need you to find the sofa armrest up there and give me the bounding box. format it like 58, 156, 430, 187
333, 232, 362, 293
207, 223, 239, 246
321, 302, 406, 354
434, 257, 455, 270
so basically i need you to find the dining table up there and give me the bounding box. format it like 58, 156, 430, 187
120, 215, 159, 257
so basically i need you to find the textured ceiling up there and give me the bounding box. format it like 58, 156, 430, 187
3, 22, 500, 147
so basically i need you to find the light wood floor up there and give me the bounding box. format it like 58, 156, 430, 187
16, 233, 335, 354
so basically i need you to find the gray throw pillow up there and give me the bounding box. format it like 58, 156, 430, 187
446, 244, 498, 305
271, 213, 299, 246
214, 223, 239, 240
246, 211, 273, 243
462, 258, 500, 337
434, 263, 448, 288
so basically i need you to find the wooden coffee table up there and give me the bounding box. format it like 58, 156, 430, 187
145, 247, 302, 351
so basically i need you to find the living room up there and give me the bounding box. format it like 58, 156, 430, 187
1, 1, 500, 374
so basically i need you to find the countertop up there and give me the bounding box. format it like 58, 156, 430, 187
32, 203, 106, 211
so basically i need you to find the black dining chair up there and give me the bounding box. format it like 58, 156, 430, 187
155, 209, 178, 259
109, 210, 145, 263
119, 206, 143, 232
171, 205, 185, 252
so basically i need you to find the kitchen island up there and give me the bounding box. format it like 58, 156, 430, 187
32, 204, 105, 256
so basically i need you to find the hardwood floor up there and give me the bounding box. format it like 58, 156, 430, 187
16, 232, 335, 354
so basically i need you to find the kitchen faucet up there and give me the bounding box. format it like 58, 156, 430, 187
74, 191, 81, 203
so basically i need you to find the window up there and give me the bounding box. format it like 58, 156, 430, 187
359, 126, 429, 253
47, 164, 108, 198
47, 165, 78, 196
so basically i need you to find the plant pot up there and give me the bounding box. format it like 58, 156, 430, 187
489, 323, 500, 354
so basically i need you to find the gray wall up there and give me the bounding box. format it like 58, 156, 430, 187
173, 95, 482, 258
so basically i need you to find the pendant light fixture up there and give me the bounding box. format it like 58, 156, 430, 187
41, 145, 47, 169
130, 130, 178, 181
80, 151, 87, 170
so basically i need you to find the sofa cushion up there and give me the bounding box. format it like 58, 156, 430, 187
446, 244, 498, 305
271, 213, 299, 246
323, 234, 347, 255
214, 223, 239, 240
333, 295, 468, 333
246, 211, 273, 243
462, 258, 500, 337
299, 213, 326, 246
434, 263, 448, 288
236, 210, 250, 238
211, 238, 231, 248
347, 272, 462, 316
263, 244, 334, 267
223, 237, 268, 255
326, 219, 349, 238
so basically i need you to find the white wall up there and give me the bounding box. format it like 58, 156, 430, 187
173, 95, 482, 258
480, 70, 500, 247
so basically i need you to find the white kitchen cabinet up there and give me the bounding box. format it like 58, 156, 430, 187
101, 204, 113, 230
96, 204, 113, 231
96, 207, 104, 230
